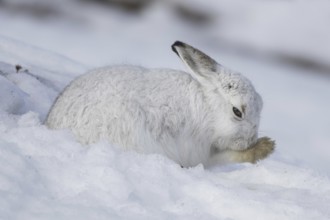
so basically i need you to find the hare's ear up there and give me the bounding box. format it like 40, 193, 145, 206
172, 41, 219, 81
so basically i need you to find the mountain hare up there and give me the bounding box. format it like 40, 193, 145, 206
46, 41, 275, 167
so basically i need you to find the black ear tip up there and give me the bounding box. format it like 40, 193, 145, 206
173, 41, 185, 47
171, 41, 185, 55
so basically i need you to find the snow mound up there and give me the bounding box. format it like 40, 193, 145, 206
1, 112, 330, 220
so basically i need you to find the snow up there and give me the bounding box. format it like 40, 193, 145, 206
1, 0, 330, 219
1, 114, 330, 219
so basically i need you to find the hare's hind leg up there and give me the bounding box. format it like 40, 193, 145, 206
206, 137, 275, 167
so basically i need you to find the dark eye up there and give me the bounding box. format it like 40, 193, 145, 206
233, 107, 242, 118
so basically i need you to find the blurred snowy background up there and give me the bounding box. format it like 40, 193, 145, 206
1, 0, 330, 219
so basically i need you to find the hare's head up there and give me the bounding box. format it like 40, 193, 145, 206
172, 41, 263, 150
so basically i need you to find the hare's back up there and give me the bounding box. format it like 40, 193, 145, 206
46, 65, 194, 145
47, 65, 193, 126
70, 65, 191, 95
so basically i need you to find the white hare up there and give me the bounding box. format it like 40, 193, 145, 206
46, 41, 274, 167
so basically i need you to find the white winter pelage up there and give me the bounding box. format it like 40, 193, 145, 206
46, 41, 275, 167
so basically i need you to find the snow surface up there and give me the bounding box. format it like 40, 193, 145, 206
1, 0, 330, 219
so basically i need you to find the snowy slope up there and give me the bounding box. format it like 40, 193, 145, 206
1, 119, 330, 220
1, 1, 330, 219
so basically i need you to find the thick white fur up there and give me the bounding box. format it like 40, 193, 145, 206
46, 41, 271, 167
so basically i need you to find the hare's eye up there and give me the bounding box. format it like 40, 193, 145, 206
233, 107, 242, 118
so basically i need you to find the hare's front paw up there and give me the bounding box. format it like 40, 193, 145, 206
251, 136, 275, 163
